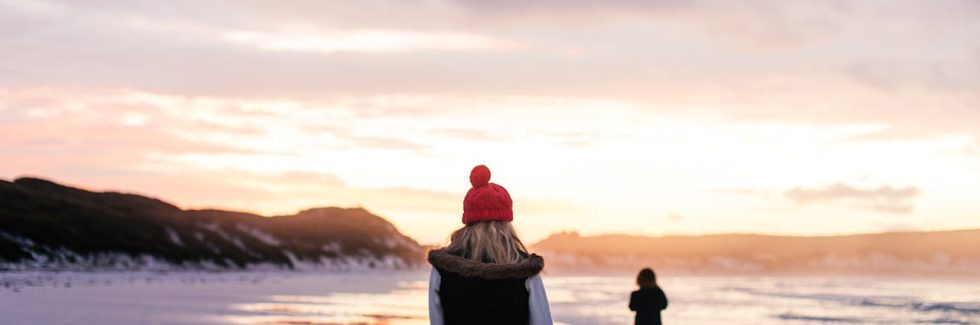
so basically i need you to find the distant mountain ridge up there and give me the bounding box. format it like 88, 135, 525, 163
0, 177, 423, 271
531, 231, 980, 275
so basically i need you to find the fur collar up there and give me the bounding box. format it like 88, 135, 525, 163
427, 248, 544, 280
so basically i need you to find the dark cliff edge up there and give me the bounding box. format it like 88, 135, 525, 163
0, 177, 423, 271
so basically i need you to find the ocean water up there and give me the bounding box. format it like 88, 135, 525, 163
1, 270, 978, 324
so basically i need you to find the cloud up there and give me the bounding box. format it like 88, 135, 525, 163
0, 0, 973, 148
223, 29, 520, 53
785, 183, 921, 214
2, 0, 978, 144
430, 128, 504, 142
3, 0, 977, 95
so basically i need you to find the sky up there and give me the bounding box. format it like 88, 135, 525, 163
1, 0, 979, 244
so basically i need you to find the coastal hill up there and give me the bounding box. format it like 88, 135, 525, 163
0, 177, 422, 270
3, 176, 978, 275
531, 231, 980, 275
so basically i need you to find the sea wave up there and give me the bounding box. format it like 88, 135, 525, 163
916, 318, 974, 325
775, 312, 863, 323
730, 287, 980, 316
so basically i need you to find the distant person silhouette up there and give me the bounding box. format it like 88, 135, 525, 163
427, 165, 553, 325
629, 267, 668, 325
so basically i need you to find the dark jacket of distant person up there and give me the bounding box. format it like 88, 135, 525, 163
629, 268, 668, 325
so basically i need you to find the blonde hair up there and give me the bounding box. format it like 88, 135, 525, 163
446, 221, 529, 264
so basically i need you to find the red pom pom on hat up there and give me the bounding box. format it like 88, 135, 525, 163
469, 165, 491, 187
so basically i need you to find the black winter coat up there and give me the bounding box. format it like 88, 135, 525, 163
427, 248, 546, 325
629, 286, 668, 325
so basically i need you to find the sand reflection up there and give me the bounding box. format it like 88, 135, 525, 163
225, 281, 428, 325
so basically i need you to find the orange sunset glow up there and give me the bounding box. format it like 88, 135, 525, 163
2, 0, 979, 245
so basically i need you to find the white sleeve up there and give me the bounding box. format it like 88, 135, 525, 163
428, 268, 445, 325
526, 274, 554, 325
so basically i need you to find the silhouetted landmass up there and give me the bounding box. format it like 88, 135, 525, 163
4, 176, 977, 275
532, 231, 980, 275
0, 177, 422, 270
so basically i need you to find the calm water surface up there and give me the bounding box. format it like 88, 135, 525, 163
2, 271, 978, 324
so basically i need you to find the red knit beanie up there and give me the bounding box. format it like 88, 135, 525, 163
462, 165, 513, 224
